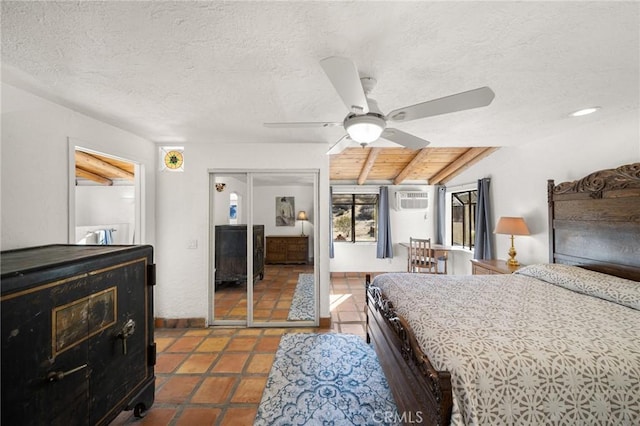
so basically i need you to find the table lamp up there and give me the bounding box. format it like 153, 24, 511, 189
494, 216, 530, 266
297, 211, 308, 236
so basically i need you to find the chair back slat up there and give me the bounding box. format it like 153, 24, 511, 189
408, 237, 437, 273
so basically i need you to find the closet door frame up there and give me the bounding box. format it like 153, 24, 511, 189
208, 169, 319, 327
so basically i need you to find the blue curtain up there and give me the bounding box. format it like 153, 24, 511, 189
473, 178, 493, 259
329, 186, 334, 259
435, 185, 446, 245
376, 186, 393, 258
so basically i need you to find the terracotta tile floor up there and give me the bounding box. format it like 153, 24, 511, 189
111, 271, 373, 425
214, 264, 314, 322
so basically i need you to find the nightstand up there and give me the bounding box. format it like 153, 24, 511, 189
470, 259, 524, 275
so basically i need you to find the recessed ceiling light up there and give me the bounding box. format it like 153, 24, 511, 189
570, 107, 601, 117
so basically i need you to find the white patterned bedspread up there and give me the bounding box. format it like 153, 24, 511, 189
372, 264, 640, 425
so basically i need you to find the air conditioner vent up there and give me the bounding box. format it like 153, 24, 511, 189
395, 191, 428, 210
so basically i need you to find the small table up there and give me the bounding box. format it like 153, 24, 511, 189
470, 259, 525, 275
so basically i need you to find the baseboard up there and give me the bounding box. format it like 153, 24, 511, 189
155, 317, 206, 328
155, 316, 330, 329
319, 317, 331, 329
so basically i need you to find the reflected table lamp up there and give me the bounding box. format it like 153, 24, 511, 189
297, 211, 308, 236
494, 216, 530, 266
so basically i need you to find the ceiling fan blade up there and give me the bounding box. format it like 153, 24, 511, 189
264, 122, 342, 128
386, 86, 495, 123
327, 135, 353, 155
380, 128, 430, 150
320, 56, 369, 114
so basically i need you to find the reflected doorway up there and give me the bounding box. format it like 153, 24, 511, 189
69, 144, 143, 246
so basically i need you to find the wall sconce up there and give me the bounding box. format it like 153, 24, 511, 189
297, 211, 308, 236
215, 183, 226, 192
494, 216, 530, 266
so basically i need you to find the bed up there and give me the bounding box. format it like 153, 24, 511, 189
365, 162, 640, 425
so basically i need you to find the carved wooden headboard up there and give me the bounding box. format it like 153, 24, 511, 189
547, 162, 640, 281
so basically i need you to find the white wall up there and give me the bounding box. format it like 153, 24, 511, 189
446, 109, 640, 273
330, 185, 433, 272
75, 185, 136, 244
253, 184, 315, 260
76, 185, 135, 226
155, 143, 329, 322
212, 175, 247, 225
1, 82, 157, 251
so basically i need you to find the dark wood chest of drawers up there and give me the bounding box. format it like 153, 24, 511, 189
1, 244, 156, 426
265, 235, 308, 264
214, 225, 265, 284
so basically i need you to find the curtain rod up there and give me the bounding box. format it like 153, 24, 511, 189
446, 181, 481, 192
331, 185, 380, 194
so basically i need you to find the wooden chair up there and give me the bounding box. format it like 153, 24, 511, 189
408, 237, 437, 273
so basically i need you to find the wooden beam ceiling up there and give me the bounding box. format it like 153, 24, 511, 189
393, 148, 431, 184
428, 147, 498, 184
329, 146, 499, 185
76, 167, 113, 186
357, 148, 382, 185
74, 146, 497, 186
75, 151, 135, 185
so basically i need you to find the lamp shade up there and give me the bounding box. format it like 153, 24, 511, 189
345, 115, 385, 144
494, 217, 530, 235
297, 211, 308, 221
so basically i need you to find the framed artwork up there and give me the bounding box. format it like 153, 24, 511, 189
276, 196, 295, 226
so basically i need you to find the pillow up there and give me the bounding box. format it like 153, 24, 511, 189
515, 263, 640, 311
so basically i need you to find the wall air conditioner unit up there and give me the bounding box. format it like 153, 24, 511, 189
395, 191, 428, 210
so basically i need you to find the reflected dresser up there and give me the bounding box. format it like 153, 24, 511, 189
214, 225, 265, 284
265, 235, 309, 264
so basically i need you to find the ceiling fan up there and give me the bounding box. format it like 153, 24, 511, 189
264, 56, 495, 155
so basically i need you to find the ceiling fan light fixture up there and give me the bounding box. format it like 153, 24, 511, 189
344, 115, 386, 144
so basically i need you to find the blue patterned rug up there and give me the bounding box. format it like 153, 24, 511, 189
254, 333, 399, 425
287, 273, 315, 321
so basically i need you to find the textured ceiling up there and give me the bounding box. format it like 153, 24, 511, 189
2, 1, 638, 150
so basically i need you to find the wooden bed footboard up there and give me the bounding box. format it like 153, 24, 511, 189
366, 274, 452, 426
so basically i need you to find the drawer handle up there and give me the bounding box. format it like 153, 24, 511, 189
47, 363, 87, 382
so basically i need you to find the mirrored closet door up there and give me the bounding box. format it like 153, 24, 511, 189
210, 170, 318, 327
211, 173, 250, 324
250, 172, 317, 326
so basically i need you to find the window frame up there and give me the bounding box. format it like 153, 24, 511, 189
331, 193, 379, 243
450, 189, 477, 250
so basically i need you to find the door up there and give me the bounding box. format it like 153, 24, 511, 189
210, 170, 318, 326
211, 173, 250, 324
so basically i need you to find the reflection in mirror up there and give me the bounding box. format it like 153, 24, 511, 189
211, 171, 317, 325
212, 174, 250, 323
74, 149, 136, 245
251, 172, 316, 325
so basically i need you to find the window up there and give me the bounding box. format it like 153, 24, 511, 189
451, 190, 477, 249
332, 194, 378, 242
229, 192, 238, 224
